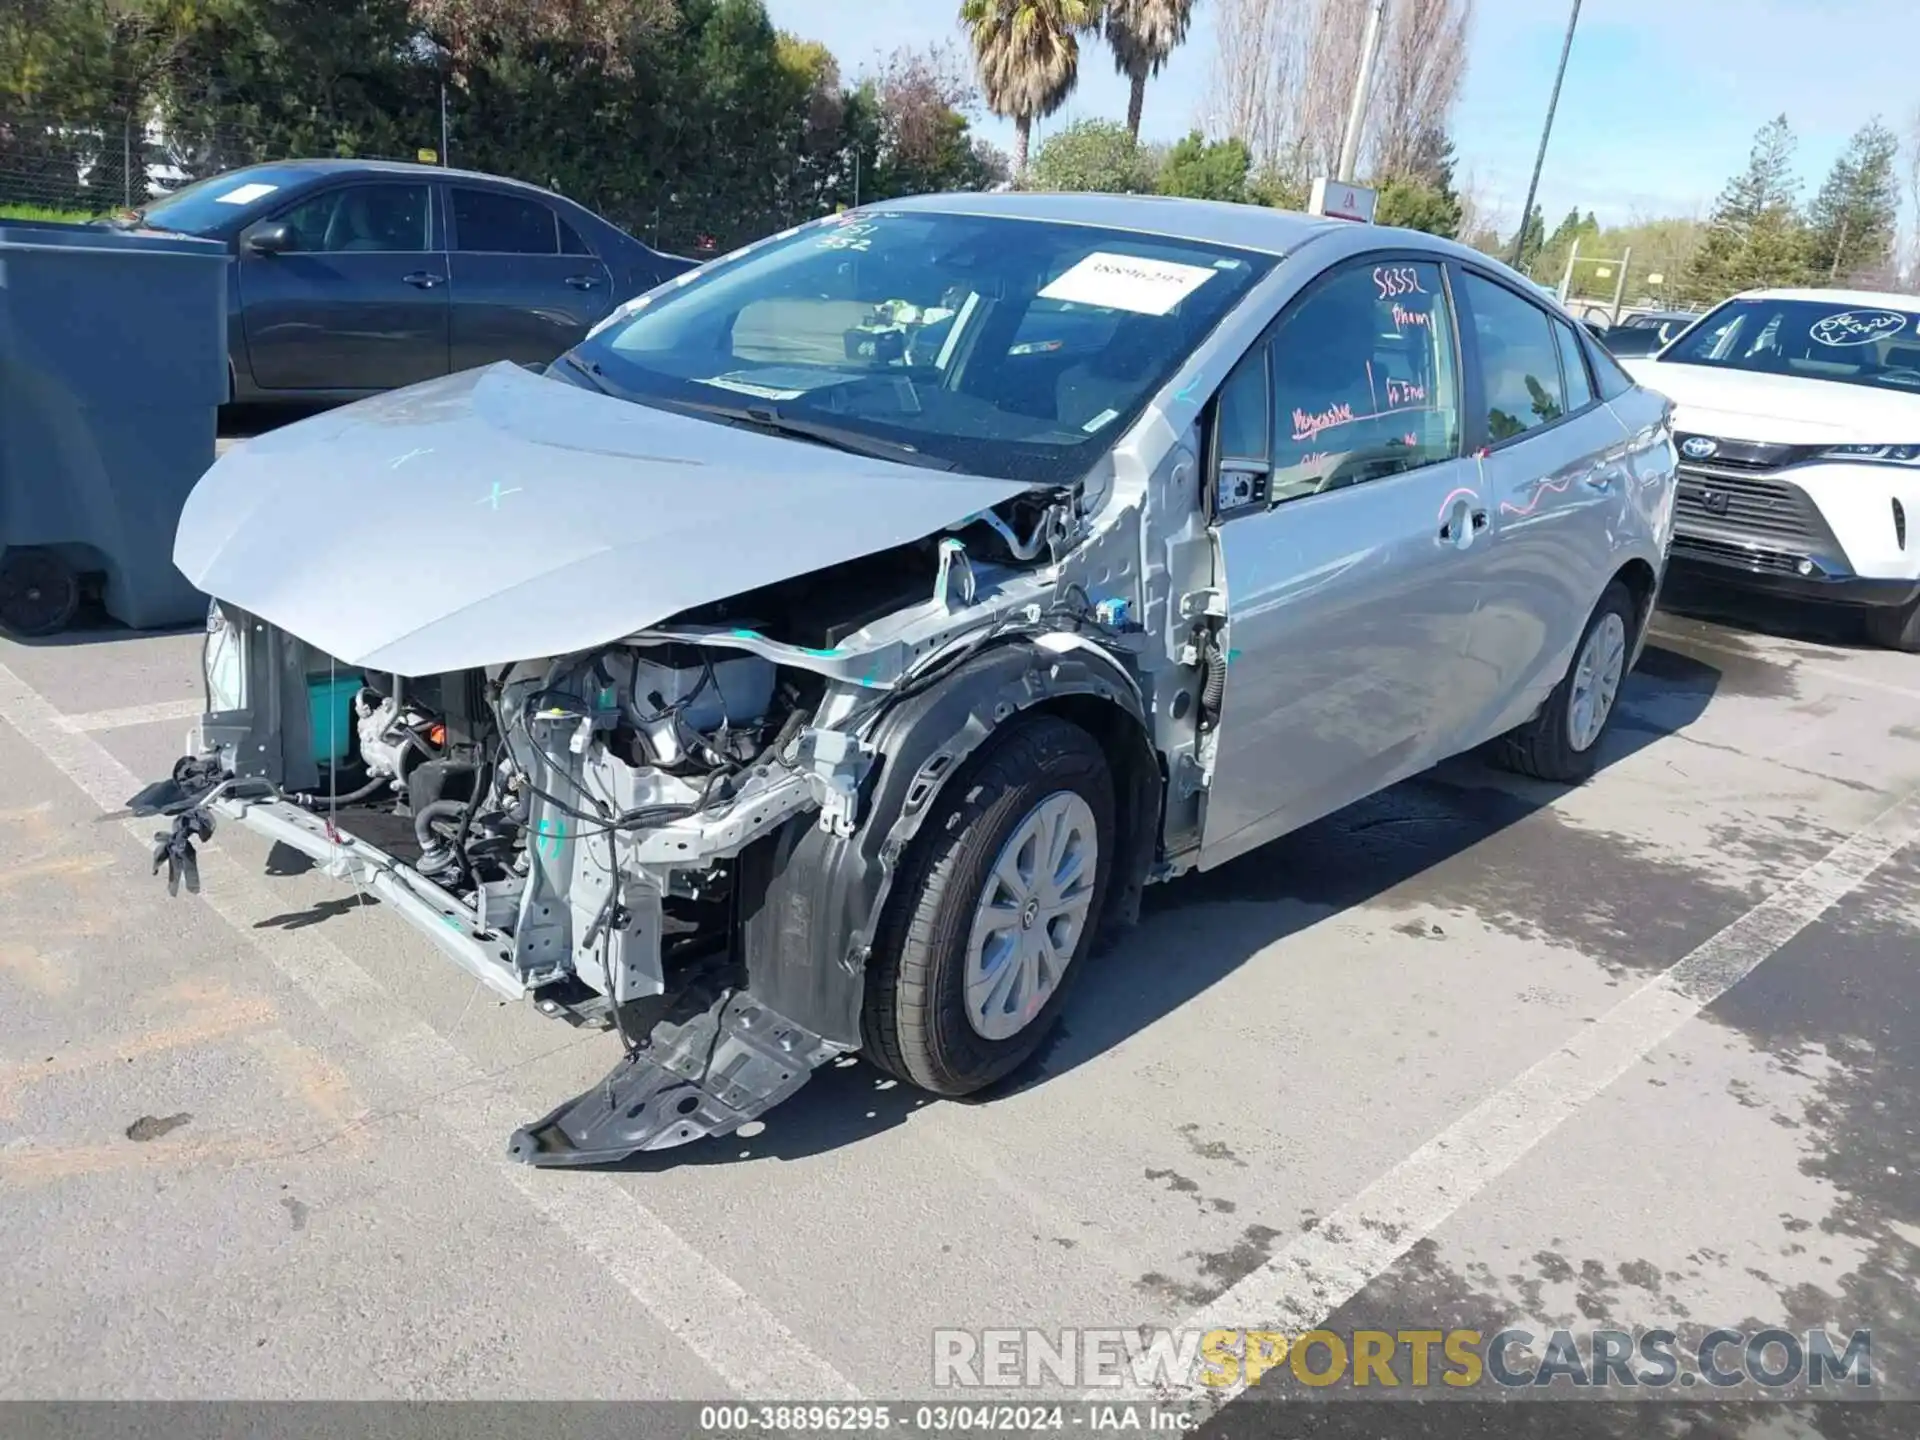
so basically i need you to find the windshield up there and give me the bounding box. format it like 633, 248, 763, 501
569, 210, 1274, 484
1661, 297, 1920, 393
136, 166, 309, 236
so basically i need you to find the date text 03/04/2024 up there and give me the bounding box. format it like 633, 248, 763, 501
697, 1404, 1195, 1433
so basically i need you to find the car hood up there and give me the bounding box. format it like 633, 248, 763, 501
175, 363, 1035, 676
1622, 359, 1920, 444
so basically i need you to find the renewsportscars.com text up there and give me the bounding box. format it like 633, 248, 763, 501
932, 1327, 1875, 1391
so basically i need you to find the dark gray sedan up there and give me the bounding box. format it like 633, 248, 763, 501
118, 159, 694, 403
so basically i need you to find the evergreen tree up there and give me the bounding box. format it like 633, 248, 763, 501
1511, 204, 1545, 272
1805, 118, 1900, 287
1680, 115, 1812, 305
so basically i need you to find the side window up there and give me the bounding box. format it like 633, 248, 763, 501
559, 218, 594, 257
1264, 258, 1460, 503
1586, 333, 1636, 401
452, 188, 560, 254
271, 185, 429, 254
1553, 319, 1596, 411
1461, 273, 1568, 442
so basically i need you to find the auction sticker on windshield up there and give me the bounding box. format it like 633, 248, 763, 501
214, 182, 279, 206
1810, 309, 1908, 347
1039, 252, 1218, 316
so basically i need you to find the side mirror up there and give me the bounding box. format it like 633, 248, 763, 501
244, 221, 292, 255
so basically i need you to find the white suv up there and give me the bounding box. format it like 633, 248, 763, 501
1624, 288, 1920, 649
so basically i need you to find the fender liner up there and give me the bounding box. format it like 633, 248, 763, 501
737, 638, 1162, 1049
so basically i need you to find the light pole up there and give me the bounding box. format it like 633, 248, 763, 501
1510, 0, 1582, 270
1335, 0, 1390, 184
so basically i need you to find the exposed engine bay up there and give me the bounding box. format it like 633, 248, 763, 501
133, 499, 1183, 1167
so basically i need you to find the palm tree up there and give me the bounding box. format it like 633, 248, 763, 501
1104, 0, 1193, 143
960, 0, 1100, 180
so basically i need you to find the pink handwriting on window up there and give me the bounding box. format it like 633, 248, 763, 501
1373, 266, 1426, 300
1402, 432, 1418, 447
1300, 451, 1328, 468
1387, 377, 1427, 407
1291, 402, 1355, 442
1392, 303, 1431, 331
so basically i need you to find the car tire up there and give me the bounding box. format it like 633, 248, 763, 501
1494, 580, 1637, 784
1863, 594, 1920, 653
861, 714, 1114, 1098
0, 548, 80, 639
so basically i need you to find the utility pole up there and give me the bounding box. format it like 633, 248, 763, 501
1610, 245, 1633, 325
1335, 0, 1389, 184
439, 80, 450, 166
1510, 0, 1582, 270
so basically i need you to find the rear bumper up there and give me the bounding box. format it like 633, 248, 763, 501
213, 792, 528, 998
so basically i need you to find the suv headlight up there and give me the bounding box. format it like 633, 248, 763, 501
1819, 444, 1920, 466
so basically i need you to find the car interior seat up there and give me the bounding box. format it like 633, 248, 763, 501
1054, 315, 1174, 431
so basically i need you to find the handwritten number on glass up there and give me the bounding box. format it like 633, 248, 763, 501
1373, 266, 1426, 300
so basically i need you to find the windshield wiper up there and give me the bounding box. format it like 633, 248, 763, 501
556, 353, 618, 394
661, 399, 958, 471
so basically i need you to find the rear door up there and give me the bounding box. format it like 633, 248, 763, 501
1451, 268, 1632, 735
1198, 254, 1488, 869
238, 181, 450, 392
445, 185, 616, 370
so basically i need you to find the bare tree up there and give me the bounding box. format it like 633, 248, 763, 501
1199, 0, 1302, 171
1905, 103, 1920, 288
1291, 0, 1370, 179
1369, 0, 1472, 181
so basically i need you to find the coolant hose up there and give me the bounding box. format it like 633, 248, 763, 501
295, 775, 392, 808
414, 799, 470, 852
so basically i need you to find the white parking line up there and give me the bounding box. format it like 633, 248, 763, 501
59, 698, 207, 733
1135, 781, 1920, 1406
0, 659, 859, 1401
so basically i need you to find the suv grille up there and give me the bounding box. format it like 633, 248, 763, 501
1674, 464, 1836, 550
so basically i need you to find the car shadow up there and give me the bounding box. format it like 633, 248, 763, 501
606, 640, 1726, 1170
1658, 571, 1876, 650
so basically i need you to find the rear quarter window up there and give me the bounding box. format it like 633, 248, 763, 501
1584, 333, 1636, 401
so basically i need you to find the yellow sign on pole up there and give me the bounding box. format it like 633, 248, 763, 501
417, 148, 438, 164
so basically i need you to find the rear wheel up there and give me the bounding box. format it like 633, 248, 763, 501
1494, 580, 1636, 783
1863, 594, 1920, 652
0, 548, 80, 639
861, 715, 1114, 1098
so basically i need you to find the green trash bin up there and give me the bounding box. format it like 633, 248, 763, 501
0, 219, 228, 635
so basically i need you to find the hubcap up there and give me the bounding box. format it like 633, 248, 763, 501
963, 790, 1099, 1042
1568, 611, 1628, 752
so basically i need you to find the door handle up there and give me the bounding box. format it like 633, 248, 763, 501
565, 274, 602, 290
1586, 464, 1625, 491
402, 271, 443, 289
1438, 503, 1488, 549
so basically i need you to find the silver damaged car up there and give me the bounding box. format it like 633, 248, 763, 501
136, 194, 1679, 1164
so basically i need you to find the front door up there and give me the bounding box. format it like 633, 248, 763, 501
238, 181, 450, 392
445, 186, 616, 371
1199, 254, 1490, 870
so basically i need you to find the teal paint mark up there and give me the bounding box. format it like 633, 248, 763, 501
441, 915, 465, 932
535, 816, 567, 860
796, 644, 843, 658
1176, 376, 1204, 404
478, 481, 522, 510
1227, 648, 1242, 660
728, 627, 763, 640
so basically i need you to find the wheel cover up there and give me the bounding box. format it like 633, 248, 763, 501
962, 789, 1099, 1042
1568, 611, 1628, 752
0, 552, 77, 636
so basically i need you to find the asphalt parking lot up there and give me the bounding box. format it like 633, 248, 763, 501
1, 524, 1918, 1425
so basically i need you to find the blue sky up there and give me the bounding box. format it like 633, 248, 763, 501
761, 0, 1917, 233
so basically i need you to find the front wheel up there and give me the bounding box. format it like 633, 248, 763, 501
1863, 593, 1920, 652
861, 715, 1115, 1098
1494, 580, 1637, 784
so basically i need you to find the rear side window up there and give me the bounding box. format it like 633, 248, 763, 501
1461, 273, 1568, 442
559, 218, 594, 256
1554, 319, 1596, 411
452, 188, 560, 254
1586, 334, 1637, 401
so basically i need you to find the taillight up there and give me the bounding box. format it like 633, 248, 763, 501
1896, 497, 1908, 550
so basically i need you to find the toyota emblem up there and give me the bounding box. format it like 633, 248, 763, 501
1681, 436, 1719, 460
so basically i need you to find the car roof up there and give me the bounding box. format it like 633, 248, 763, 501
1737, 287, 1920, 308
873, 191, 1345, 256
230, 157, 572, 201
